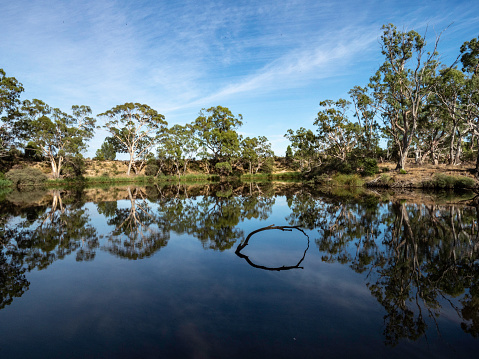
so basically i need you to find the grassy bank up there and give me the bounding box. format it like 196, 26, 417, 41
240, 172, 302, 181
46, 173, 222, 187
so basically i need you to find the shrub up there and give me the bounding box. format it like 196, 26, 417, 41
63, 155, 87, 178
215, 162, 232, 176
0, 172, 12, 188
429, 173, 475, 189
399, 169, 407, 174
145, 164, 159, 177
5, 167, 48, 188
332, 174, 364, 187
380, 174, 394, 185
360, 158, 379, 176
260, 157, 274, 174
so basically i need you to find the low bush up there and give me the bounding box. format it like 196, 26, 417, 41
427, 173, 476, 189
332, 174, 364, 187
0, 172, 12, 188
380, 174, 394, 185
360, 158, 379, 176
145, 164, 159, 177
5, 167, 48, 188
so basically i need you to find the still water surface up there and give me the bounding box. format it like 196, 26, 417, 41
0, 183, 478, 358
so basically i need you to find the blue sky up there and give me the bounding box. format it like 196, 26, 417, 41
1, 0, 478, 157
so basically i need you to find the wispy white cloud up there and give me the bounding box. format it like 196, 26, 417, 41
1, 0, 478, 157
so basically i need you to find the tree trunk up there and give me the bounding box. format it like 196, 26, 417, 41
50, 158, 58, 178
474, 151, 479, 179
396, 148, 408, 171
454, 134, 462, 165
449, 125, 456, 165
127, 153, 133, 176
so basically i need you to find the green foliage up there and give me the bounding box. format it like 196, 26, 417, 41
379, 173, 394, 186
215, 161, 232, 176
158, 124, 198, 176
315, 98, 359, 161
63, 155, 87, 179
361, 158, 379, 176
5, 167, 48, 188
284, 127, 320, 171
399, 169, 407, 174
95, 138, 117, 161
24, 141, 43, 161
21, 100, 96, 178
0, 172, 12, 187
145, 164, 159, 177
285, 145, 293, 160
427, 173, 475, 189
1, 68, 25, 156
100, 103, 167, 175
260, 157, 274, 173
241, 135, 274, 174
193, 106, 243, 163
332, 174, 364, 187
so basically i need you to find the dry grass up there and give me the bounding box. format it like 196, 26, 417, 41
377, 161, 476, 186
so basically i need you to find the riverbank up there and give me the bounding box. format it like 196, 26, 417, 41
1, 159, 478, 190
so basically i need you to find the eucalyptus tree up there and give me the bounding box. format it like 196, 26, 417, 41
414, 96, 448, 165
240, 136, 274, 174
95, 137, 117, 161
0, 69, 24, 156
284, 127, 320, 171
193, 105, 243, 172
459, 37, 479, 175
158, 124, 198, 177
369, 24, 442, 170
433, 67, 470, 165
100, 103, 167, 176
21, 100, 96, 178
348, 86, 380, 156
314, 99, 359, 161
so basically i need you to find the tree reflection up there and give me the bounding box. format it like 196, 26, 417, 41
287, 193, 479, 345
0, 189, 98, 308
100, 187, 169, 259
235, 225, 310, 271
153, 183, 276, 251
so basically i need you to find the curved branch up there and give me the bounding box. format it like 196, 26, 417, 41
235, 225, 310, 271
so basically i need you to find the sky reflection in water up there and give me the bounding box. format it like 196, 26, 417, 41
0, 184, 478, 358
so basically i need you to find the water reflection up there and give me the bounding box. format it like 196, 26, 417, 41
286, 191, 479, 345
235, 225, 310, 271
100, 187, 169, 259
1, 183, 478, 348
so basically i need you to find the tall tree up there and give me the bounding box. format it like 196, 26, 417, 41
241, 136, 274, 174
284, 127, 321, 171
433, 67, 469, 165
314, 99, 359, 161
21, 100, 96, 178
100, 103, 167, 176
459, 37, 479, 175
370, 24, 441, 170
158, 124, 198, 176
348, 86, 380, 155
0, 69, 24, 156
193, 106, 243, 167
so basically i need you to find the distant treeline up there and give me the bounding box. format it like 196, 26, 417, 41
1, 23, 479, 180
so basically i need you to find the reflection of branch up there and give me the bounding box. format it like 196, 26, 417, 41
235, 225, 310, 271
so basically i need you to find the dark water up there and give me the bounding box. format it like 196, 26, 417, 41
1, 183, 478, 358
